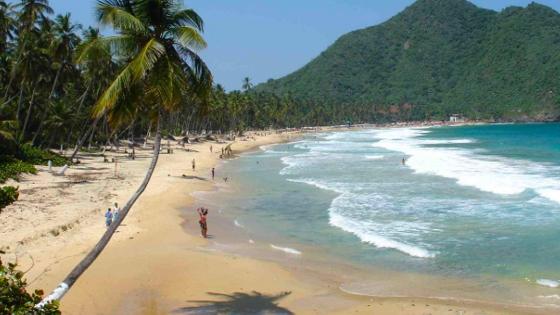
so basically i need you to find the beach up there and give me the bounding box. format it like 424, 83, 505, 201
0, 127, 550, 314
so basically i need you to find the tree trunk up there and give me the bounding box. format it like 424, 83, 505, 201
66, 84, 91, 145
69, 115, 101, 162
36, 113, 163, 309
20, 84, 37, 143
143, 123, 152, 148
3, 51, 22, 100
31, 66, 62, 146
15, 87, 24, 123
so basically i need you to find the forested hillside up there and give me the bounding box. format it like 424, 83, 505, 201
258, 0, 560, 121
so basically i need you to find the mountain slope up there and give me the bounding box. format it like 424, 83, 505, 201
257, 0, 560, 120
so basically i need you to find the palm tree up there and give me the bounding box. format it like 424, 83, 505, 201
4, 0, 53, 99
37, 0, 212, 307
69, 27, 116, 162
31, 13, 81, 145
242, 76, 252, 91
0, 1, 16, 54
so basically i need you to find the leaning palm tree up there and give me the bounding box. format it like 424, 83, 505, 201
37, 0, 212, 308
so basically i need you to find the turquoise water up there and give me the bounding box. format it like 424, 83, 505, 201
204, 123, 560, 306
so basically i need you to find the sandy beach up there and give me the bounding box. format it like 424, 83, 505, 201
0, 128, 547, 314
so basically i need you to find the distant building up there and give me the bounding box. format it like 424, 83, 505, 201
449, 114, 465, 123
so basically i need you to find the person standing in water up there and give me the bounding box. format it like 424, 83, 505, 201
105, 208, 113, 228
197, 208, 208, 238
192, 158, 196, 171
211, 168, 215, 180
402, 157, 407, 165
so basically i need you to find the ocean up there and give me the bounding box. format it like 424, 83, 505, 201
198, 123, 560, 309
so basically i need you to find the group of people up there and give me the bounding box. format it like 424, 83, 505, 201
104, 202, 121, 228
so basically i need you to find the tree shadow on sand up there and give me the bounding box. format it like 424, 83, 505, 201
172, 291, 294, 315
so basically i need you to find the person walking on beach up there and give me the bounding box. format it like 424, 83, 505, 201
192, 158, 196, 172
113, 202, 121, 222
210, 145, 213, 153
197, 207, 208, 238
211, 168, 215, 180
105, 208, 113, 228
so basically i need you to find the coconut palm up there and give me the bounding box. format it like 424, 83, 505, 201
69, 27, 116, 162
242, 76, 253, 91
0, 1, 16, 53
37, 0, 212, 307
31, 13, 81, 145
4, 0, 53, 99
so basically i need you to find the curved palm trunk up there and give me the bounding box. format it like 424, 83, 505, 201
36, 114, 162, 309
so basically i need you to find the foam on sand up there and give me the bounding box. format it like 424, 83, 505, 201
270, 244, 302, 255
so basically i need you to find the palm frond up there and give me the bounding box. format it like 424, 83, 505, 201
167, 26, 206, 50
171, 8, 204, 31
175, 45, 213, 98
96, 1, 147, 34
93, 38, 165, 117
75, 35, 135, 64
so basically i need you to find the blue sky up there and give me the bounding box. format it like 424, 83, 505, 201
40, 0, 560, 90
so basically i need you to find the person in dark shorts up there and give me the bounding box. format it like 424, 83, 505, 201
197, 207, 208, 238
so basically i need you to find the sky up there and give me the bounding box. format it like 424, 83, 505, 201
39, 0, 560, 90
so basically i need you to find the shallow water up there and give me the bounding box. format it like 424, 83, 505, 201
199, 123, 560, 310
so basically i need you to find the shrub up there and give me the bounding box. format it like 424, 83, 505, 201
17, 144, 67, 167
0, 254, 61, 314
0, 157, 37, 184
0, 186, 19, 211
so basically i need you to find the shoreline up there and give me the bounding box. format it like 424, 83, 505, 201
0, 125, 554, 314
190, 134, 557, 315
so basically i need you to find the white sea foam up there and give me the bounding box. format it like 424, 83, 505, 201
329, 212, 435, 258
536, 189, 560, 204
372, 128, 560, 204
270, 244, 302, 255
287, 177, 436, 258
537, 279, 560, 288
287, 178, 348, 194
365, 155, 384, 160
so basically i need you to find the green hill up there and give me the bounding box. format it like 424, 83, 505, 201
257, 0, 560, 121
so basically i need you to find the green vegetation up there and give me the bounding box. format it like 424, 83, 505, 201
0, 254, 60, 314
258, 0, 560, 122
17, 144, 66, 166
0, 185, 18, 210
0, 157, 36, 183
